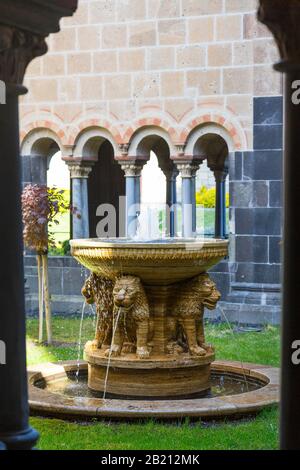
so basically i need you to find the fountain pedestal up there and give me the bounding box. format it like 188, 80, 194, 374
71, 238, 228, 399
85, 348, 215, 398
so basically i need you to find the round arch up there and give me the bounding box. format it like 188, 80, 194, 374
20, 128, 64, 186
127, 126, 178, 238
185, 124, 232, 240
180, 110, 247, 151
72, 128, 125, 238
73, 127, 119, 160
128, 126, 177, 160
184, 123, 234, 157
20, 128, 62, 158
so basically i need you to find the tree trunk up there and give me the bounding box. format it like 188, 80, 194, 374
37, 254, 44, 343
42, 254, 52, 345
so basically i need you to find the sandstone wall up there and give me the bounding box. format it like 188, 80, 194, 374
20, 0, 282, 153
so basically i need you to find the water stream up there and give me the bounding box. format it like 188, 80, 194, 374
102, 307, 122, 400
75, 301, 86, 382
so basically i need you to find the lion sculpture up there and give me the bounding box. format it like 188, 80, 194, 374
105, 275, 151, 359
167, 274, 221, 356
81, 273, 114, 350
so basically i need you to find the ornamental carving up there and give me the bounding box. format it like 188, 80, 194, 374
0, 25, 47, 85
120, 161, 145, 177
82, 273, 220, 360
67, 163, 94, 179
175, 161, 201, 178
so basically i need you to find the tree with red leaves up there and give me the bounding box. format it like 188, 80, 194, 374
22, 184, 78, 344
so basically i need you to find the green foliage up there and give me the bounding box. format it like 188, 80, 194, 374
196, 185, 229, 209
61, 239, 71, 255
48, 239, 71, 257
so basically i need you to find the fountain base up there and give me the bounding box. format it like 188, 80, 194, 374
28, 360, 279, 420
85, 345, 215, 398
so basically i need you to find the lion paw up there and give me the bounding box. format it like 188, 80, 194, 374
86, 340, 100, 351
190, 346, 207, 357
200, 343, 214, 353
166, 341, 184, 355
91, 340, 102, 350
122, 343, 136, 354
104, 345, 121, 357
136, 347, 150, 359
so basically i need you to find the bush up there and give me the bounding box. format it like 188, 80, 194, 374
48, 240, 71, 257
196, 185, 229, 209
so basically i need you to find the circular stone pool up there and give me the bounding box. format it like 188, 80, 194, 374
28, 360, 279, 420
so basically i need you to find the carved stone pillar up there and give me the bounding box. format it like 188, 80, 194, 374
190, 163, 200, 236
258, 0, 300, 450
176, 162, 199, 238
68, 162, 94, 239
0, 0, 77, 450
164, 169, 178, 238
120, 161, 145, 238
213, 170, 228, 239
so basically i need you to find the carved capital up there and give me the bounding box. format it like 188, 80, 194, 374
0, 25, 47, 85
175, 144, 186, 158
175, 162, 200, 178
68, 162, 94, 179
120, 161, 145, 177
258, 0, 300, 66
118, 143, 130, 157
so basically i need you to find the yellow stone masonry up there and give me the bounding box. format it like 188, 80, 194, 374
21, 0, 282, 153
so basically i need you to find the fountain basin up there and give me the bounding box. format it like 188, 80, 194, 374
28, 360, 279, 420
70, 238, 228, 285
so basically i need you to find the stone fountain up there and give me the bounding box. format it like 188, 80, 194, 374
28, 238, 279, 418
70, 238, 228, 398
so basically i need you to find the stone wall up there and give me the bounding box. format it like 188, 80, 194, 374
20, 0, 281, 150
219, 95, 283, 325
25, 255, 86, 316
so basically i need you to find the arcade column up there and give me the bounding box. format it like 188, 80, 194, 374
258, 0, 300, 450
0, 0, 78, 449
176, 162, 200, 238
68, 162, 94, 239
120, 161, 145, 238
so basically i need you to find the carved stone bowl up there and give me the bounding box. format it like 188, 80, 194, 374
70, 238, 229, 285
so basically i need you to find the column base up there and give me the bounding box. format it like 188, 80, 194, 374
0, 426, 39, 450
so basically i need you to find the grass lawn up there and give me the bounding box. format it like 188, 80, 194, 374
27, 316, 280, 450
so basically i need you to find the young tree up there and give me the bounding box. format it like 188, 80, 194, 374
22, 184, 78, 344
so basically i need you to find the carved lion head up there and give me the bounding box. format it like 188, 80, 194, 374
113, 275, 144, 309
192, 274, 221, 310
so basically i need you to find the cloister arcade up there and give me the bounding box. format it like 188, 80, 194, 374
20, 122, 233, 243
